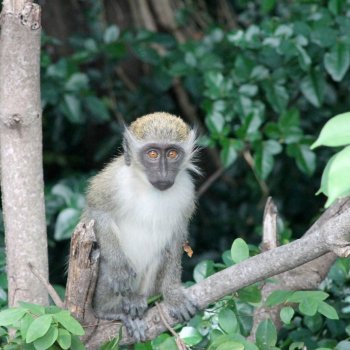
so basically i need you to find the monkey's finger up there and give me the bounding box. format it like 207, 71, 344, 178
122, 301, 130, 315
179, 306, 191, 321
185, 298, 198, 316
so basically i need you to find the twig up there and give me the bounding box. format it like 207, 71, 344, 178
115, 66, 137, 91
28, 262, 64, 308
196, 167, 225, 198
243, 149, 269, 197
83, 320, 121, 328
155, 302, 187, 350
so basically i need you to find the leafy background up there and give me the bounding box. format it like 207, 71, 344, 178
1, 0, 350, 349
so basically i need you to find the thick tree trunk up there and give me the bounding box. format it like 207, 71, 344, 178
0, 0, 48, 306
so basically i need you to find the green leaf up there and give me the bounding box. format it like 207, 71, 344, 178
26, 315, 53, 343
254, 140, 282, 180
153, 335, 177, 350
234, 55, 254, 81
53, 311, 85, 336
179, 326, 202, 346
54, 208, 81, 241
216, 342, 244, 350
266, 290, 293, 307
19, 302, 45, 316
262, 80, 289, 113
311, 112, 350, 148
318, 302, 339, 320
65, 73, 89, 92
71, 335, 86, 350
51, 184, 74, 205
335, 341, 350, 350
62, 94, 83, 124
57, 328, 72, 349
297, 45, 311, 71
206, 111, 225, 134
287, 144, 316, 176
104, 25, 120, 43
231, 238, 249, 263
237, 285, 262, 303
304, 314, 323, 332
222, 250, 234, 267
208, 334, 257, 350
21, 313, 34, 339
299, 298, 318, 316
279, 109, 299, 129
220, 141, 238, 168
85, 96, 110, 122
287, 291, 329, 303
280, 306, 294, 324
255, 319, 277, 348
261, 0, 276, 13
324, 42, 350, 82
239, 84, 258, 97
318, 146, 350, 207
218, 309, 239, 334
100, 337, 121, 350
193, 260, 215, 283
300, 68, 325, 107
33, 326, 58, 350
132, 45, 160, 65
328, 0, 345, 15
0, 308, 27, 326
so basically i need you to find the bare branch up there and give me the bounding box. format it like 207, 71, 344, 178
28, 263, 64, 308
196, 167, 225, 198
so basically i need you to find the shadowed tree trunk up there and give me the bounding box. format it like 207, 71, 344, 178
0, 0, 48, 306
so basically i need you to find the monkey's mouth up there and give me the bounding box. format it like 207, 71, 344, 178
152, 180, 174, 191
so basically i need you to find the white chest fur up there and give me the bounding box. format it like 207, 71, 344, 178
112, 165, 195, 279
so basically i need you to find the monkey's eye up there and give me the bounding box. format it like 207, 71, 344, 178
147, 150, 159, 159
167, 149, 178, 159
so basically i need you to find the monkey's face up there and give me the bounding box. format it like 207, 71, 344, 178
139, 143, 185, 191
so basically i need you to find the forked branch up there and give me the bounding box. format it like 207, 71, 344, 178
65, 198, 350, 349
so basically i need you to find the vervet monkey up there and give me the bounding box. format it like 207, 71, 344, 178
83, 112, 199, 341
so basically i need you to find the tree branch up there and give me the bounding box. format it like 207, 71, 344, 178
65, 198, 350, 348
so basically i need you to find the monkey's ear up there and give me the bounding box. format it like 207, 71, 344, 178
123, 136, 131, 166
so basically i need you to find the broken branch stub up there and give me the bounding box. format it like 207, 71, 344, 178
65, 221, 100, 326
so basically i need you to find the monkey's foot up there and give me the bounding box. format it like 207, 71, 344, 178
122, 315, 147, 342
164, 288, 198, 322
122, 295, 148, 319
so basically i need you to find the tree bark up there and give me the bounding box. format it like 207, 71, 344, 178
0, 0, 48, 306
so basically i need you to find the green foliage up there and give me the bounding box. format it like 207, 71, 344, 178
312, 112, 350, 206
0, 303, 85, 349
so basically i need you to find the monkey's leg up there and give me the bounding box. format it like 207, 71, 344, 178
90, 212, 138, 295
160, 245, 199, 322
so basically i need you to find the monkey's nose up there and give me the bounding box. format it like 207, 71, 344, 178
152, 180, 174, 191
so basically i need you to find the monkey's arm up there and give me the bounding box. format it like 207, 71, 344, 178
160, 234, 198, 321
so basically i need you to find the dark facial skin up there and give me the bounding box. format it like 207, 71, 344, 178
139, 143, 185, 191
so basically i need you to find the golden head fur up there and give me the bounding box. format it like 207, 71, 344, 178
129, 112, 190, 142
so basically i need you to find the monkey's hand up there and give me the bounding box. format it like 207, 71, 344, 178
163, 287, 198, 322
109, 263, 137, 296
122, 294, 148, 319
